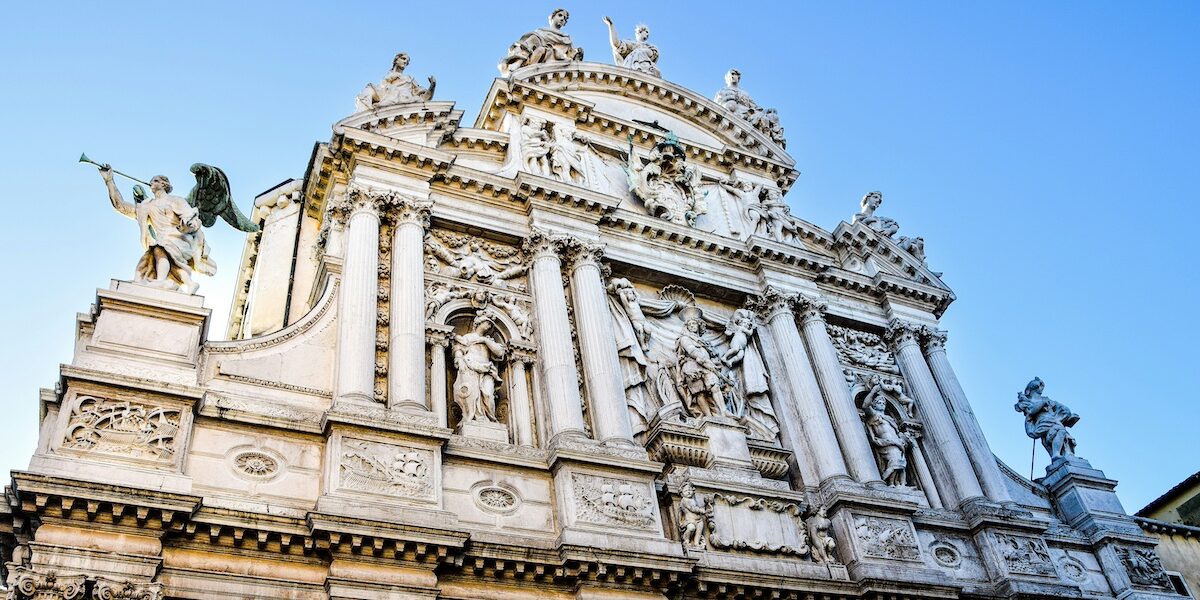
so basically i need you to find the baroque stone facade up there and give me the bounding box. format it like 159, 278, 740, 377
2, 10, 1184, 600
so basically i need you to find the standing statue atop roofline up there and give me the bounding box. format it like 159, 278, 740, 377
499, 8, 583, 77
1014, 376, 1080, 461
603, 16, 660, 77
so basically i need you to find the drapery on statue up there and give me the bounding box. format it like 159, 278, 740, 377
675, 315, 731, 418
355, 52, 435, 111
91, 157, 258, 294
498, 8, 583, 77
452, 310, 508, 424
1014, 377, 1079, 460
603, 16, 660, 77
852, 191, 900, 238
713, 69, 787, 147
861, 392, 912, 487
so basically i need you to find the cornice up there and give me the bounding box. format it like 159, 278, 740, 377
336, 101, 461, 136
601, 209, 756, 266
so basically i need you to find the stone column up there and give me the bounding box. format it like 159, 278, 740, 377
922, 330, 1014, 504
509, 351, 535, 446
909, 434, 944, 509
795, 295, 882, 484
756, 288, 848, 482
563, 238, 634, 445
887, 320, 984, 505
522, 229, 587, 440
427, 330, 451, 428
385, 196, 434, 412
333, 188, 381, 404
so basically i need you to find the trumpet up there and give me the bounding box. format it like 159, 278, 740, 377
79, 152, 151, 186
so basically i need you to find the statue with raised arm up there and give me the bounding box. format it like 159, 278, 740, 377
1014, 377, 1079, 460
90, 157, 257, 294
452, 310, 509, 423
499, 8, 583, 77
603, 16, 660, 77
355, 52, 435, 111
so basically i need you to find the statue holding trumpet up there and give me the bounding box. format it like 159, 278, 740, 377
81, 154, 259, 294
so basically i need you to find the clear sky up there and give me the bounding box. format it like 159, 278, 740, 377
0, 1, 1196, 511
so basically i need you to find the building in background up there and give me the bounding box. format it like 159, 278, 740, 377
1137, 472, 1200, 597
1, 9, 1187, 600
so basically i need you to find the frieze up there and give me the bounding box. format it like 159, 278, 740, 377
339, 438, 434, 500
425, 230, 526, 290
992, 532, 1057, 577
827, 324, 899, 374
62, 397, 181, 462
853, 515, 921, 561
208, 394, 323, 425
571, 473, 655, 530
1116, 546, 1172, 590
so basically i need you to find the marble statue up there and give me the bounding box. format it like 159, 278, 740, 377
1014, 377, 1079, 460
675, 316, 730, 418
678, 482, 712, 547
499, 8, 583, 77
627, 135, 705, 226
603, 17, 660, 77
520, 116, 553, 175
862, 392, 912, 487
355, 52, 435, 112
745, 187, 800, 243
852, 191, 900, 238
425, 235, 526, 288
96, 161, 256, 294
713, 70, 786, 147
869, 374, 915, 417
807, 505, 837, 564
722, 309, 756, 366
549, 124, 586, 184
452, 311, 508, 423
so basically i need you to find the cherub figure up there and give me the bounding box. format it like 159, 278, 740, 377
678, 482, 712, 547
722, 308, 756, 366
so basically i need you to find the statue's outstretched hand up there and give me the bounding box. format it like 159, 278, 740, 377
99, 164, 114, 181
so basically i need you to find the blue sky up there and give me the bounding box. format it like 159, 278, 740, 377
0, 1, 1196, 511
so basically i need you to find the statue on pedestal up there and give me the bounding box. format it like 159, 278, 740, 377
90, 157, 258, 294
714, 70, 786, 147
1014, 377, 1079, 460
452, 311, 508, 423
678, 482, 712, 547
862, 393, 912, 487
499, 8, 583, 77
603, 17, 660, 77
355, 52, 435, 111
853, 191, 900, 238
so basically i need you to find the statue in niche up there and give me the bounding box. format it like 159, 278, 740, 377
499, 8, 583, 77
549, 124, 587, 184
355, 52, 435, 112
425, 233, 526, 288
452, 310, 508, 423
626, 134, 706, 227
675, 315, 731, 418
853, 191, 900, 238
807, 505, 838, 564
678, 482, 712, 547
862, 392, 913, 487
606, 280, 683, 436
720, 309, 778, 440
713, 69, 787, 147
521, 116, 552, 175
603, 16, 660, 77
866, 374, 914, 417
1014, 377, 1079, 460
93, 160, 257, 294
745, 187, 800, 244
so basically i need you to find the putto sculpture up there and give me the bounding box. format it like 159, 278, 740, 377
499, 8, 583, 77
678, 481, 712, 547
85, 155, 258, 294
713, 69, 786, 147
1014, 377, 1080, 461
603, 16, 660, 77
355, 52, 435, 111
807, 505, 838, 564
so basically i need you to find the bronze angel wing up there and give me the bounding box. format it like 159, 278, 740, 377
186, 163, 259, 232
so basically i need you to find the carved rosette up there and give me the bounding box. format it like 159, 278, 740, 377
5, 568, 86, 600
884, 319, 923, 351
92, 578, 164, 600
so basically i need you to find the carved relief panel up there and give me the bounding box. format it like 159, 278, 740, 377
848, 514, 921, 562
329, 433, 438, 505
989, 532, 1058, 578
424, 229, 527, 291
51, 391, 193, 471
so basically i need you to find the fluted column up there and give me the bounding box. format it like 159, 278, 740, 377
563, 239, 635, 445
427, 330, 451, 428
333, 188, 381, 404
922, 330, 1014, 503
509, 351, 536, 446
887, 320, 984, 505
909, 438, 944, 509
386, 195, 434, 412
755, 288, 848, 482
795, 296, 882, 484
522, 229, 587, 440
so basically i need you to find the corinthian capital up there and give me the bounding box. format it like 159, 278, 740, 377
560, 236, 605, 270
884, 319, 923, 350
93, 577, 165, 600
747, 285, 797, 320
5, 567, 86, 600
377, 193, 433, 228
521, 226, 568, 261
921, 328, 948, 354
795, 294, 828, 325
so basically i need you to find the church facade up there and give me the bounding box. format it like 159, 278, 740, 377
2, 9, 1184, 600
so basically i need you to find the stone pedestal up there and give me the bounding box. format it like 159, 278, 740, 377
458, 419, 509, 443
698, 417, 755, 473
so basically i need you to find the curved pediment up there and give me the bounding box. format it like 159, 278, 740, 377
509, 63, 794, 168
